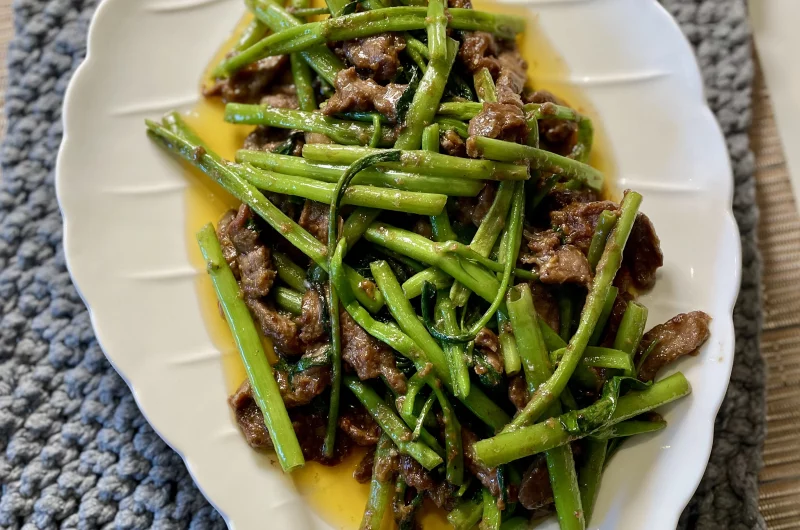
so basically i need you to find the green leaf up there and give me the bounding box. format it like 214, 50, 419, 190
396, 64, 422, 124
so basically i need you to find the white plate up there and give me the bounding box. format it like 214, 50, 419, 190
56, 0, 740, 528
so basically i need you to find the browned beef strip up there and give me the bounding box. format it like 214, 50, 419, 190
343, 33, 406, 82
298, 200, 330, 244
323, 67, 407, 122
204, 55, 288, 103
353, 448, 376, 483
238, 246, 276, 299
524, 90, 579, 151
518, 455, 555, 510
623, 212, 663, 290
530, 282, 560, 332
454, 182, 497, 227
636, 311, 712, 382
341, 310, 408, 393
338, 401, 382, 446
217, 210, 241, 278
260, 92, 299, 109
495, 50, 527, 107
399, 455, 436, 492
273, 344, 331, 408
475, 327, 504, 374
508, 374, 529, 411
466, 103, 529, 156
462, 428, 501, 497
229, 379, 273, 450
459, 31, 500, 76
542, 187, 601, 212
521, 229, 591, 285
440, 129, 467, 157
297, 288, 327, 344
225, 204, 261, 254
550, 200, 619, 254
246, 298, 304, 355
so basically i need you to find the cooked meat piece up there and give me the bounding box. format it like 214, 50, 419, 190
293, 405, 353, 465
518, 455, 555, 510
375, 445, 399, 482
622, 212, 663, 290
550, 200, 619, 254
475, 327, 503, 375
243, 126, 304, 156
260, 92, 299, 109
466, 103, 528, 153
530, 282, 560, 332
341, 310, 408, 393
508, 374, 528, 410
399, 454, 436, 492
274, 344, 332, 408
458, 31, 500, 75
440, 129, 466, 157
448, 0, 472, 7
229, 379, 273, 449
224, 204, 261, 255
428, 481, 457, 510
521, 229, 591, 285
598, 291, 631, 348
542, 187, 601, 212
636, 311, 712, 382
343, 33, 406, 82
204, 55, 288, 103
353, 448, 376, 484
297, 288, 327, 344
246, 298, 304, 355
264, 191, 299, 219
524, 89, 559, 105
323, 67, 407, 122
495, 50, 527, 107
338, 402, 382, 446
238, 247, 276, 299
459, 182, 496, 227
413, 218, 433, 240
462, 428, 501, 497
217, 210, 241, 278
298, 200, 330, 244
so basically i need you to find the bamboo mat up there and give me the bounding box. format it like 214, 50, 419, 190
0, 1, 794, 527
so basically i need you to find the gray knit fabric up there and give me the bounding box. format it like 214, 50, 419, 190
0, 0, 765, 529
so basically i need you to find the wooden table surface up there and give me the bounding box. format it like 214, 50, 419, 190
0, 2, 795, 526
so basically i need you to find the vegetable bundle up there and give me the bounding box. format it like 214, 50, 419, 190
146, 0, 711, 528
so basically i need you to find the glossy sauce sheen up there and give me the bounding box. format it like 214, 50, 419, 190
181, 4, 614, 528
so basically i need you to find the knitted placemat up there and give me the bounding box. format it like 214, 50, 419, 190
0, 0, 765, 528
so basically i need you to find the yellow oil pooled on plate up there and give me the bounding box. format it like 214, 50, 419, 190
176, 5, 616, 528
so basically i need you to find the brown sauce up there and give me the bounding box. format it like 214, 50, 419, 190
179, 5, 616, 528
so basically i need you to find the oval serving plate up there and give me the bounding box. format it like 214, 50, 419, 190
56, 0, 740, 528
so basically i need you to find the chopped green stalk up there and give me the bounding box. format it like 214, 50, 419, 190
324, 150, 402, 458
467, 136, 603, 191
426, 0, 448, 62
431, 209, 458, 242
502, 192, 642, 431
402, 268, 453, 299
237, 150, 483, 197
210, 19, 268, 79
526, 103, 594, 162
395, 38, 459, 150
289, 6, 330, 16
239, 164, 446, 215
272, 251, 307, 293
450, 181, 515, 307
273, 286, 304, 315
196, 225, 303, 471
498, 310, 521, 375
480, 488, 501, 530
394, 372, 445, 456
405, 32, 429, 71
303, 144, 530, 181
590, 419, 667, 440
436, 294, 471, 399
369, 114, 382, 148
342, 207, 381, 250
145, 118, 382, 312
225, 104, 393, 146
412, 393, 437, 441
474, 372, 690, 467
431, 381, 464, 485
359, 434, 394, 530
506, 283, 585, 530
448, 496, 484, 530
550, 347, 635, 373
222, 7, 523, 70
587, 210, 618, 271
422, 123, 440, 152
325, 0, 349, 16
435, 240, 537, 280
588, 286, 619, 346
528, 173, 559, 213
242, 0, 344, 84
368, 259, 510, 431
434, 117, 469, 139
344, 376, 442, 470
474, 68, 498, 103
577, 439, 606, 526
290, 53, 317, 112
366, 223, 501, 303
614, 301, 649, 377
527, 112, 540, 147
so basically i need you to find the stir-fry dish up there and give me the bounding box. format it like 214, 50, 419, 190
144, 0, 712, 528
